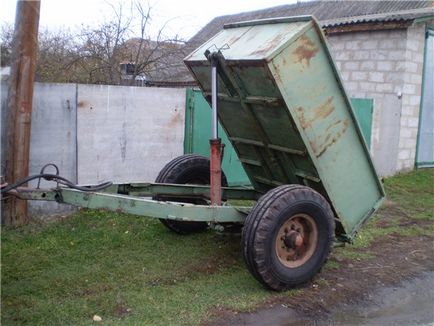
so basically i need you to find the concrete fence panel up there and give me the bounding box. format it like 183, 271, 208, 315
1, 82, 77, 217
76, 85, 186, 184
2, 82, 186, 217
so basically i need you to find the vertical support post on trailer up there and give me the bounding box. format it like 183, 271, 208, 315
205, 50, 222, 206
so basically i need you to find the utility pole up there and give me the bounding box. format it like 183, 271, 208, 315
3, 0, 41, 225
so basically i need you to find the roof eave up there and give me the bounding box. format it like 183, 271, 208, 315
324, 20, 413, 34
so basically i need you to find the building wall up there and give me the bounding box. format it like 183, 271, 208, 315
327, 24, 426, 175
399, 24, 426, 171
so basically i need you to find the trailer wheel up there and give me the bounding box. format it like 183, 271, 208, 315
154, 154, 227, 234
242, 185, 335, 291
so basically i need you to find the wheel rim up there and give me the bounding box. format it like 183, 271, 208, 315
275, 213, 318, 268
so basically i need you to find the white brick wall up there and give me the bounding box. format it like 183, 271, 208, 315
327, 25, 426, 176
397, 23, 426, 171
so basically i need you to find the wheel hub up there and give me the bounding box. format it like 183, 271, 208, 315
283, 230, 304, 249
275, 213, 318, 268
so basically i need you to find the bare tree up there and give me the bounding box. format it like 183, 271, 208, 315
0, 23, 14, 67
76, 2, 132, 84
2, 1, 189, 85
122, 1, 188, 85
36, 28, 83, 83
3, 24, 84, 83
77, 0, 188, 85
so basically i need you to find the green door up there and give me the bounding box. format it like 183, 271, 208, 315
184, 89, 373, 185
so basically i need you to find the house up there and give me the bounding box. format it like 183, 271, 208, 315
185, 0, 434, 176
119, 38, 195, 87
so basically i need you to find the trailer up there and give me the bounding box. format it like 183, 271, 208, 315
1, 16, 385, 291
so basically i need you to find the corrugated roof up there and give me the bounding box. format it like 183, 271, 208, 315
323, 7, 434, 27
189, 0, 433, 45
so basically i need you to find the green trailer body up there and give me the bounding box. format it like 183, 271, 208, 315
2, 15, 387, 291
184, 16, 385, 240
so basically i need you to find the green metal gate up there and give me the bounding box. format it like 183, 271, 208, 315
184, 88, 373, 185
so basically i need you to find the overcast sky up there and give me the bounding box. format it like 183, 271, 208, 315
0, 0, 298, 40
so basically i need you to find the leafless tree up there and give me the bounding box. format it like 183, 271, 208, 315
76, 2, 132, 84
0, 23, 14, 67
76, 0, 188, 85
121, 1, 188, 85
2, 1, 189, 85
36, 28, 82, 83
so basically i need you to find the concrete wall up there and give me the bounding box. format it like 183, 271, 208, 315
1, 82, 186, 217
327, 24, 426, 175
28, 83, 78, 216
1, 82, 77, 217
77, 85, 185, 184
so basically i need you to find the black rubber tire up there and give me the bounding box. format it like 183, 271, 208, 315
154, 154, 227, 234
241, 185, 335, 291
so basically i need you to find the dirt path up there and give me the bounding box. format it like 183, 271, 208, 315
206, 214, 434, 325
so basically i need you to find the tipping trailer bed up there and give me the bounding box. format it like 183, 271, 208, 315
3, 16, 385, 291
184, 16, 385, 241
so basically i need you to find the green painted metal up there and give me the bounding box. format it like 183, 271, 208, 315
416, 28, 434, 168
184, 16, 385, 239
116, 182, 259, 200
184, 88, 250, 186
350, 98, 373, 148
14, 187, 250, 223
185, 90, 373, 183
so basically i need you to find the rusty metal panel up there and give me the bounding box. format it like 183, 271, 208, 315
187, 17, 310, 62
184, 16, 384, 239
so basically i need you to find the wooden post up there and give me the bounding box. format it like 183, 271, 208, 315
3, 0, 41, 225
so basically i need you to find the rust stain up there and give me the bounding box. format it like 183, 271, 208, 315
250, 33, 285, 57
295, 106, 311, 130
77, 100, 87, 108
326, 119, 343, 133
316, 120, 349, 158
309, 140, 317, 153
313, 96, 334, 121
227, 27, 253, 45
168, 110, 182, 128
227, 35, 243, 46
295, 97, 335, 130
292, 35, 319, 67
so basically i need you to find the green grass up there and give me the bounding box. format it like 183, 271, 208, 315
332, 169, 434, 261
1, 211, 273, 325
382, 168, 434, 221
2, 169, 433, 325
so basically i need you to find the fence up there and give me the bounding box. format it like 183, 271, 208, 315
1, 82, 186, 217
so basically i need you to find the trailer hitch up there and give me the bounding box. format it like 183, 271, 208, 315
1, 163, 112, 197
